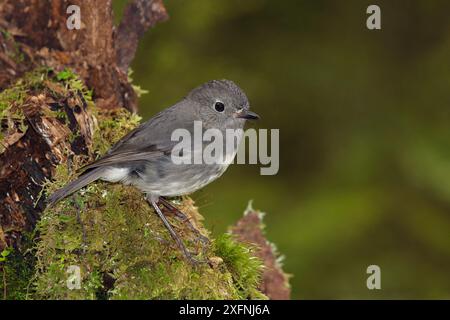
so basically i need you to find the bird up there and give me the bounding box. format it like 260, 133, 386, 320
47, 79, 259, 263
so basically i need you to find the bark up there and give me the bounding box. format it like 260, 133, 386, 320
115, 0, 168, 72
231, 209, 291, 300
0, 0, 167, 250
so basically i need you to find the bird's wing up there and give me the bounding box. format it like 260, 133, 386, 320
81, 99, 197, 172
80, 148, 167, 172
108, 99, 196, 154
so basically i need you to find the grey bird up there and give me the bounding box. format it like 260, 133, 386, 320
47, 79, 259, 263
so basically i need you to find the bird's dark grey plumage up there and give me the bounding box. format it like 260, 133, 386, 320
47, 79, 259, 263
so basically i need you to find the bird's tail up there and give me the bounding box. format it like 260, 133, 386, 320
46, 168, 105, 207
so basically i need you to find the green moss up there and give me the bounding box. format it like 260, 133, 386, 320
215, 234, 266, 299
0, 67, 95, 154
0, 67, 48, 119
36, 176, 265, 299
92, 109, 142, 155
56, 68, 76, 81
0, 67, 93, 118
0, 235, 36, 300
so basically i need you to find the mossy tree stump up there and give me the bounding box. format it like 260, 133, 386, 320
0, 1, 290, 300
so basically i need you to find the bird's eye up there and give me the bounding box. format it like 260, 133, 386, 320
214, 101, 225, 112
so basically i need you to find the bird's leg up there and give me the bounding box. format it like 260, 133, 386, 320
147, 196, 199, 265
159, 197, 210, 245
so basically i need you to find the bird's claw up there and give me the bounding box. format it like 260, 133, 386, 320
159, 197, 211, 245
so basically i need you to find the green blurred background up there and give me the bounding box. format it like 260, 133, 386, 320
113, 0, 450, 299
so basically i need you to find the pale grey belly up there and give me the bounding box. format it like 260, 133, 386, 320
101, 154, 232, 198
134, 161, 229, 197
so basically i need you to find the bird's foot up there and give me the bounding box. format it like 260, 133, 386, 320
148, 197, 207, 265
159, 197, 210, 246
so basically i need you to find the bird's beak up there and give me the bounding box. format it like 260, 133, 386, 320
234, 109, 260, 120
